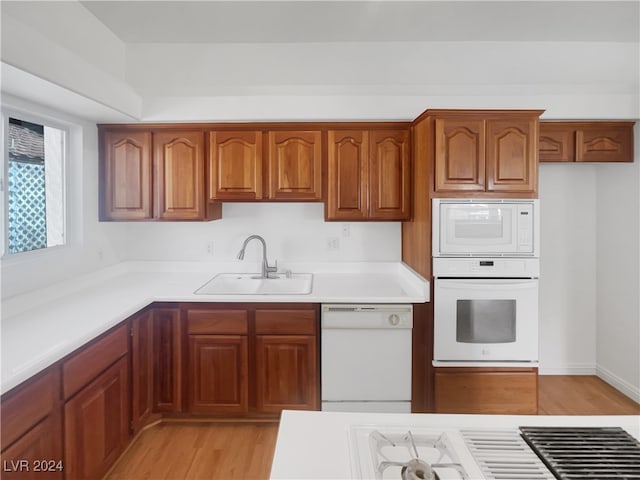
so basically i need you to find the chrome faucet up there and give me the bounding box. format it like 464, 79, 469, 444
237, 235, 277, 279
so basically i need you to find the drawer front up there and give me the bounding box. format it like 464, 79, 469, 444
255, 309, 317, 335
1, 368, 59, 449
187, 310, 248, 335
63, 323, 128, 399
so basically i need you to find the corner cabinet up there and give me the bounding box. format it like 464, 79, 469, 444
327, 128, 410, 220
539, 121, 635, 163
430, 110, 542, 197
99, 127, 222, 221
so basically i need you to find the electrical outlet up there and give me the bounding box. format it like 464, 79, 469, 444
326, 237, 340, 250
342, 223, 350, 237
206, 241, 214, 256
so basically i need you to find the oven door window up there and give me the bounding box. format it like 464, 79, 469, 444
456, 299, 516, 343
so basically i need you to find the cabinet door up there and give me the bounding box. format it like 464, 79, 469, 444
188, 335, 248, 414
131, 311, 154, 433
1, 416, 63, 480
64, 357, 129, 480
153, 308, 183, 413
434, 118, 486, 193
267, 131, 322, 200
209, 131, 263, 200
154, 131, 206, 220
327, 130, 368, 220
539, 123, 575, 162
486, 118, 538, 193
101, 130, 153, 220
256, 335, 318, 413
576, 123, 634, 162
369, 129, 411, 220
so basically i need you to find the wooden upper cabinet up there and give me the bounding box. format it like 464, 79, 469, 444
486, 117, 538, 193
101, 130, 153, 220
327, 130, 369, 220
100, 127, 221, 221
539, 121, 635, 163
267, 131, 322, 200
369, 130, 411, 220
209, 131, 263, 200
431, 110, 541, 197
154, 131, 207, 220
327, 128, 410, 220
434, 118, 486, 193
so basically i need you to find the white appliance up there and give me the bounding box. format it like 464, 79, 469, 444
348, 424, 640, 480
434, 277, 539, 362
432, 198, 540, 365
432, 198, 539, 257
321, 304, 413, 413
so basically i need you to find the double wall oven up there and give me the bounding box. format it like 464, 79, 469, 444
432, 199, 540, 365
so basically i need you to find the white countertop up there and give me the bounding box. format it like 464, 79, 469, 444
1, 261, 429, 395
270, 410, 640, 480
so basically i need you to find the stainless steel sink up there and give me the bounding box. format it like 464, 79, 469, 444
194, 273, 313, 295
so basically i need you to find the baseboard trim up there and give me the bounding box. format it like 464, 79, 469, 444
538, 366, 596, 375
596, 365, 640, 404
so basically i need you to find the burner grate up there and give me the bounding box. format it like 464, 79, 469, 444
519, 426, 640, 480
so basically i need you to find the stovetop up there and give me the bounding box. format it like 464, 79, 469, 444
349, 425, 640, 480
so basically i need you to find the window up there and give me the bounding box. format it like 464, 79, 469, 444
3, 114, 67, 255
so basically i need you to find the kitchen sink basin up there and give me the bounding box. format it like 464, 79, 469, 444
194, 273, 313, 295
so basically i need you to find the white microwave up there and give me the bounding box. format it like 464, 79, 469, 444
432, 198, 539, 257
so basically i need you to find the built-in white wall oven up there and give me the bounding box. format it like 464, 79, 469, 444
432, 199, 540, 365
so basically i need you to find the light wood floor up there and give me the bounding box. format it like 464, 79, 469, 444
106, 376, 639, 480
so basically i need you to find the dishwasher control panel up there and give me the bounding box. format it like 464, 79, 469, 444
321, 304, 413, 329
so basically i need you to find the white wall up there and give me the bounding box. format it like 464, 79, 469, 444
538, 164, 598, 374
595, 126, 640, 402
119, 203, 401, 264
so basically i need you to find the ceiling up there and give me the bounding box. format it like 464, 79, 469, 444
80, 1, 639, 44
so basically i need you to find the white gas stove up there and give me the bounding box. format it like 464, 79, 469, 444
270, 411, 640, 480
349, 425, 555, 480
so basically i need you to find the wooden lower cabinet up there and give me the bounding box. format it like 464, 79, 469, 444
1, 416, 63, 479
256, 335, 318, 412
185, 304, 319, 416
1, 368, 63, 480
131, 310, 154, 433
153, 307, 183, 413
434, 367, 538, 414
64, 356, 130, 480
188, 335, 249, 414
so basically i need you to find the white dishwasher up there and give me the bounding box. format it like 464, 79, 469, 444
321, 304, 413, 413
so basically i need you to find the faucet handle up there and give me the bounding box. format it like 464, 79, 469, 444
266, 259, 278, 272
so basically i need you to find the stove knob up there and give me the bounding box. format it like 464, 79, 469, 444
388, 314, 400, 326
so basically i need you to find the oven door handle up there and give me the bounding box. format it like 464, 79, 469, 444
436, 279, 538, 290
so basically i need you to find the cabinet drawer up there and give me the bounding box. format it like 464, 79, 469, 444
187, 310, 248, 335
255, 310, 317, 335
435, 367, 538, 414
62, 324, 128, 399
1, 368, 59, 449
